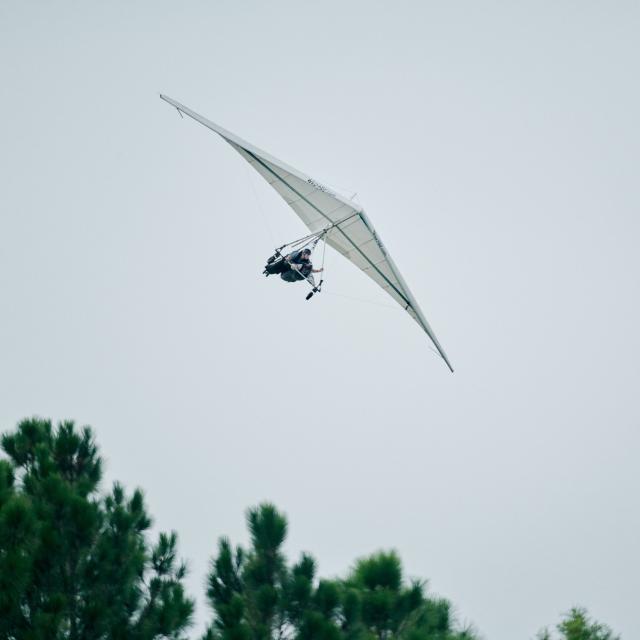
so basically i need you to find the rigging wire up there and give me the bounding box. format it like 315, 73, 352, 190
242, 162, 276, 246
320, 228, 328, 275
323, 291, 401, 311
321, 290, 442, 360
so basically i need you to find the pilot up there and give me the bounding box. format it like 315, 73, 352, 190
264, 248, 323, 284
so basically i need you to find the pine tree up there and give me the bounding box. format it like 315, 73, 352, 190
537, 607, 620, 640
344, 551, 454, 640
201, 504, 476, 640
0, 418, 194, 640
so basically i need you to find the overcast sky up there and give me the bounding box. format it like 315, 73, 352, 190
1, 2, 639, 638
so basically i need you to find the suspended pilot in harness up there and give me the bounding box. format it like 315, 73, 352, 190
263, 247, 324, 286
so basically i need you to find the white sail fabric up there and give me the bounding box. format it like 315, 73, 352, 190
160, 94, 453, 372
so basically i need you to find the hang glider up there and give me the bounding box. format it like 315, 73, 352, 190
160, 94, 454, 372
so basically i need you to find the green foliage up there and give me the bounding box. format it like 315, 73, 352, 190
350, 551, 403, 592
0, 417, 194, 640
202, 505, 476, 640
7, 418, 615, 640
346, 551, 426, 640
536, 607, 620, 640
243, 504, 288, 640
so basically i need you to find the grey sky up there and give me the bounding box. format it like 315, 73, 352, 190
1, 2, 639, 638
